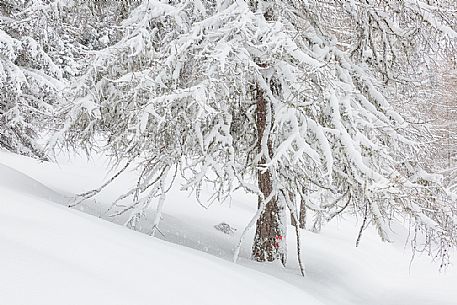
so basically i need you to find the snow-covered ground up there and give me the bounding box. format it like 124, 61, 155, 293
1, 150, 456, 305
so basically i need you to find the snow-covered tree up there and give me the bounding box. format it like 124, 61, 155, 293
0, 0, 71, 158
52, 0, 457, 271
426, 61, 457, 188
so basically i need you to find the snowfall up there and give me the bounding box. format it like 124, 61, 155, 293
1, 149, 456, 305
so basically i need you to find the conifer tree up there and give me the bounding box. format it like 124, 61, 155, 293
53, 0, 457, 269
0, 0, 70, 158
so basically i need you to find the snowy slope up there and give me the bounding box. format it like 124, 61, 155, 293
0, 160, 323, 305
1, 150, 456, 305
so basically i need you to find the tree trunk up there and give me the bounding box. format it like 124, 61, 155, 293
251, 84, 286, 265
299, 199, 306, 229
290, 193, 306, 229
298, 196, 306, 229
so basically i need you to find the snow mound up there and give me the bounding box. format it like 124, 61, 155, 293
0, 162, 67, 204
0, 178, 323, 305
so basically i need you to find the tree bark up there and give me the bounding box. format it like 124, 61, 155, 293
298, 196, 306, 229
290, 192, 306, 229
251, 84, 286, 265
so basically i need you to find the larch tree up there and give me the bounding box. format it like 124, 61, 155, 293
52, 0, 457, 271
0, 0, 71, 158
427, 60, 457, 190
0, 0, 120, 158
